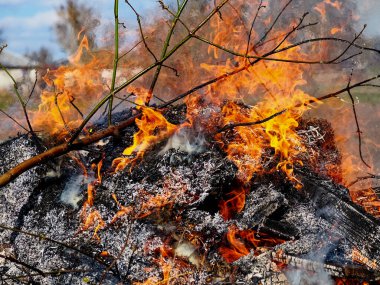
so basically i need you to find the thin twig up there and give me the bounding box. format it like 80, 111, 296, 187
0, 43, 7, 54
1, 268, 94, 281
0, 109, 29, 132
148, 0, 189, 100
0, 254, 46, 277
118, 38, 144, 61
0, 62, 36, 138
126, 0, 157, 61
69, 97, 84, 118
216, 109, 287, 134
54, 92, 69, 131
254, 0, 294, 47
245, 0, 265, 57
0, 224, 109, 268
26, 70, 38, 105
346, 69, 371, 168
99, 222, 133, 283
347, 173, 380, 187
108, 0, 120, 126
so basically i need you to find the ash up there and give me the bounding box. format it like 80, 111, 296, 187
0, 118, 380, 284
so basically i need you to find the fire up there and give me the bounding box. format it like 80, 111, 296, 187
335, 279, 369, 285
315, 0, 343, 21
352, 248, 380, 271
219, 225, 284, 263
219, 186, 246, 220
31, 34, 110, 137
113, 106, 179, 172
330, 26, 343, 35
79, 159, 105, 240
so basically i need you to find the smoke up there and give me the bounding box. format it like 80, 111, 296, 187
284, 246, 335, 285
159, 128, 206, 155
285, 267, 334, 285
60, 175, 86, 208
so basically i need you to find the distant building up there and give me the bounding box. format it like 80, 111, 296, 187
0, 50, 37, 89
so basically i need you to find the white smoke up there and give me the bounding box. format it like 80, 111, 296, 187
159, 128, 206, 155
60, 175, 86, 209
284, 246, 335, 285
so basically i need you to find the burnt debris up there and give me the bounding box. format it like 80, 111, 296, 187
0, 109, 379, 285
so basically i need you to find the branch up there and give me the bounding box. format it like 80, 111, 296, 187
148, 0, 189, 100
0, 223, 109, 268
0, 254, 46, 277
346, 70, 371, 168
254, 0, 293, 48
0, 114, 140, 187
68, 0, 230, 143
2, 75, 378, 188
245, 0, 265, 57
126, 0, 158, 61
0, 62, 36, 138
25, 70, 38, 105
347, 173, 380, 188
0, 109, 29, 132
108, 0, 120, 125
215, 109, 287, 134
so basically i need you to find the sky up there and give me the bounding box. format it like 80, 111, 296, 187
0, 0, 379, 60
0, 0, 157, 60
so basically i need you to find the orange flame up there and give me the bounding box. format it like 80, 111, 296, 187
31, 34, 110, 138
79, 159, 105, 240
219, 186, 246, 220
113, 106, 179, 171
219, 225, 284, 263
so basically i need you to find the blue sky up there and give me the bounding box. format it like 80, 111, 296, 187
0, 0, 157, 59
0, 0, 379, 60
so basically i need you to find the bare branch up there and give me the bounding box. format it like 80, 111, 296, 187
108, 0, 120, 125
126, 0, 158, 61
346, 69, 371, 168
0, 254, 46, 277
148, 0, 189, 100
254, 0, 294, 48
216, 109, 288, 134
348, 173, 380, 188
0, 109, 29, 132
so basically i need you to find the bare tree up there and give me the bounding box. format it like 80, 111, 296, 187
0, 29, 5, 45
54, 0, 99, 55
25, 47, 54, 68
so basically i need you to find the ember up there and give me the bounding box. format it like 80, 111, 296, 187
0, 0, 380, 284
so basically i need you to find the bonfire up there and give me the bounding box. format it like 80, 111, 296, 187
0, 1, 380, 284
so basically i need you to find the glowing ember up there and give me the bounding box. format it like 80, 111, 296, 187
219, 186, 246, 220
219, 225, 284, 263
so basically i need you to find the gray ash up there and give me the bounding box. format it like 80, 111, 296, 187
0, 111, 379, 284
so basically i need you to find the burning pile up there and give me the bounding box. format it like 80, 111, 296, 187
0, 0, 380, 284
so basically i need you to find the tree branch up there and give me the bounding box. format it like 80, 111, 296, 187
108, 0, 120, 125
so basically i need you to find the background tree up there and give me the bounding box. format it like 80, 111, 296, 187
25, 47, 54, 68
0, 29, 5, 45
54, 0, 99, 55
